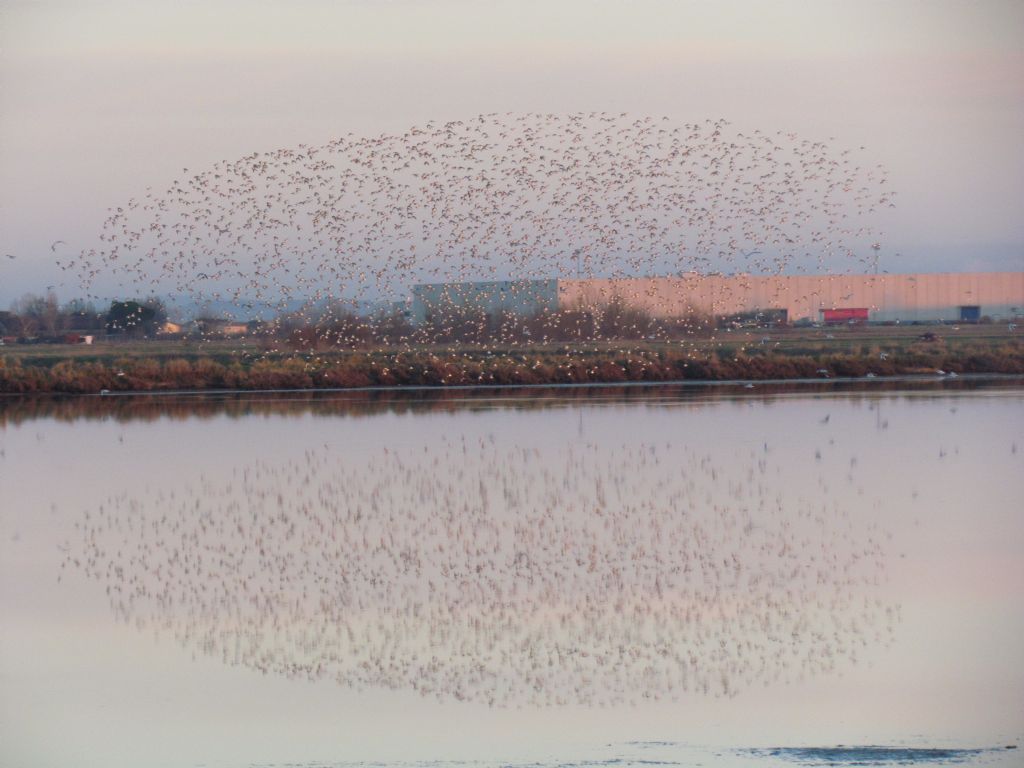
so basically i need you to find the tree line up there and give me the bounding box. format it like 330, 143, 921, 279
1, 293, 168, 340
2, 290, 741, 347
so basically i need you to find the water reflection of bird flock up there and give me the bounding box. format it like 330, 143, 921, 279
67, 435, 899, 706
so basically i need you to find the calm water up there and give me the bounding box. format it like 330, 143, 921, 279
1, 381, 1022, 767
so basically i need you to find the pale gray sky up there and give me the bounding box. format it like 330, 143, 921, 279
1, 0, 1022, 305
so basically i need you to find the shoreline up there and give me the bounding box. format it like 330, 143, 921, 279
3, 371, 1022, 402
2, 372, 1021, 427
31, 370, 1024, 398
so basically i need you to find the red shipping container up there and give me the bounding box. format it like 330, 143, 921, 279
822, 307, 869, 324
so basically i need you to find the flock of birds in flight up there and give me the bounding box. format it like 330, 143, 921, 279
56, 112, 893, 357
66, 432, 898, 707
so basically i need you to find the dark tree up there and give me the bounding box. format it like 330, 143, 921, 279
105, 299, 166, 336
62, 298, 103, 331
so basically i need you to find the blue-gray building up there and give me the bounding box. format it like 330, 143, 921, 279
411, 279, 559, 324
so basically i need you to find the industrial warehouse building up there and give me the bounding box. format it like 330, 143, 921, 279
411, 272, 1024, 325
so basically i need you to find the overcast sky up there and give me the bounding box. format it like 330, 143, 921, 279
1, 0, 1022, 306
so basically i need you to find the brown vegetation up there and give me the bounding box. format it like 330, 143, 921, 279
2, 339, 1022, 395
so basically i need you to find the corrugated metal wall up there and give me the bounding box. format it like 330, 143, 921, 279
556, 273, 1024, 322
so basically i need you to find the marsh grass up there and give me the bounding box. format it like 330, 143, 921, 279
2, 327, 1022, 394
